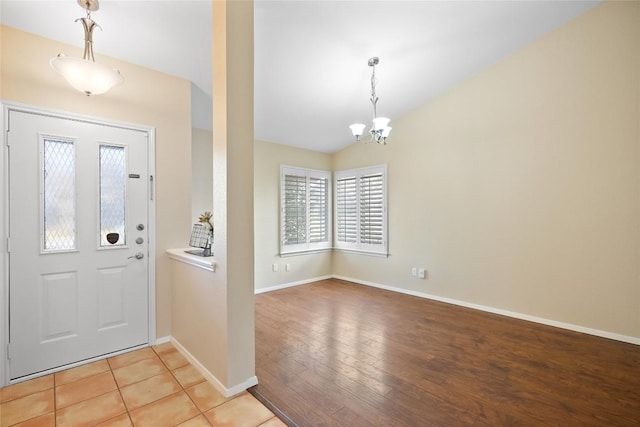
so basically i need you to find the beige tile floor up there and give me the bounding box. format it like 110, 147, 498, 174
0, 343, 285, 427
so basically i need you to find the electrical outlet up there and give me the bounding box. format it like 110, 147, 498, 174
418, 268, 426, 279
285, 263, 291, 272
272, 263, 278, 272
411, 267, 417, 277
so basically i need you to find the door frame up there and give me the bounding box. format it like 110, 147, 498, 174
0, 101, 157, 386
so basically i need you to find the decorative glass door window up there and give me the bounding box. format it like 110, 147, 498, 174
99, 145, 127, 247
42, 137, 76, 252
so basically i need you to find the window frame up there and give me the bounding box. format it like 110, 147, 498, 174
334, 164, 388, 257
280, 165, 332, 255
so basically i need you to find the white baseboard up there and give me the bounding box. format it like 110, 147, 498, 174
255, 275, 333, 294
332, 275, 640, 346
226, 375, 259, 397
170, 337, 258, 398
154, 335, 172, 345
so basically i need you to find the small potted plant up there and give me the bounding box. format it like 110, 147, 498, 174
199, 211, 213, 230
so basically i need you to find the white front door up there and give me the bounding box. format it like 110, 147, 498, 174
8, 110, 150, 380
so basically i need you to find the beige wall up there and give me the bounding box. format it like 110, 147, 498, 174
254, 140, 333, 291
169, 0, 256, 392
0, 25, 192, 339
192, 128, 214, 223
332, 1, 640, 339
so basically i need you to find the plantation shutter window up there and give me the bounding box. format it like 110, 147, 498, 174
335, 176, 357, 244
334, 165, 388, 256
309, 176, 329, 243
359, 172, 384, 245
283, 174, 306, 245
280, 166, 332, 254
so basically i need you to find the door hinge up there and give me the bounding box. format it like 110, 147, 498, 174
150, 175, 154, 201
6, 237, 10, 253
6, 343, 11, 360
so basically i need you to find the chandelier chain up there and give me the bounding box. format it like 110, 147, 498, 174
370, 63, 378, 119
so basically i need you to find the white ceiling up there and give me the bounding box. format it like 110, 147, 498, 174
1, 0, 600, 153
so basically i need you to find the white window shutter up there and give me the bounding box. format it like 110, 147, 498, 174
283, 174, 306, 245
334, 165, 387, 256
309, 176, 329, 243
280, 166, 332, 255
359, 172, 384, 245
336, 176, 357, 244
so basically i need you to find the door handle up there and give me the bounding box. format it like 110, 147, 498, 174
128, 252, 144, 260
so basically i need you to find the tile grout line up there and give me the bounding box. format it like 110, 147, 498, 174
152, 345, 270, 427
109, 362, 135, 427
53, 372, 57, 427
2, 344, 283, 427
151, 344, 264, 426
152, 344, 213, 426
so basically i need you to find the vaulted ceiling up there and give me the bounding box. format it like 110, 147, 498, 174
1, 0, 600, 153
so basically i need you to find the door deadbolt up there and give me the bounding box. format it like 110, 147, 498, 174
136, 237, 144, 244
136, 224, 145, 231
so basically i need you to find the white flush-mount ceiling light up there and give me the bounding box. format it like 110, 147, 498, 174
50, 0, 123, 96
349, 57, 392, 145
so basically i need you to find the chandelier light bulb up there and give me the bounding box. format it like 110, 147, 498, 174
349, 123, 366, 140
372, 117, 390, 131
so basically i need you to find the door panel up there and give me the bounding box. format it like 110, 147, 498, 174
97, 266, 127, 330
8, 110, 149, 380
40, 271, 78, 342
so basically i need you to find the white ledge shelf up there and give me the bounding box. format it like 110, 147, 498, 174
166, 248, 216, 272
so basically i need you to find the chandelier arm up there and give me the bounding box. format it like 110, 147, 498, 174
76, 17, 101, 62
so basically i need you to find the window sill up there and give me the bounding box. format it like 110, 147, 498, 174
333, 248, 390, 258
279, 248, 332, 257
166, 248, 216, 272
280, 247, 389, 258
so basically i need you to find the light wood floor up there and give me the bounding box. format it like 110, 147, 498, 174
252, 279, 640, 426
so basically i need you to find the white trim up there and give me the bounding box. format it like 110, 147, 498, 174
154, 335, 172, 345
147, 127, 157, 346
279, 248, 332, 257
171, 336, 258, 398
166, 248, 216, 272
0, 101, 158, 386
0, 103, 8, 386
226, 375, 260, 397
332, 275, 640, 346
255, 275, 333, 294
333, 248, 390, 258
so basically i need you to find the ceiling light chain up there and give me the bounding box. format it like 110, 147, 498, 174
369, 57, 379, 119
50, 0, 124, 96
349, 56, 392, 145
